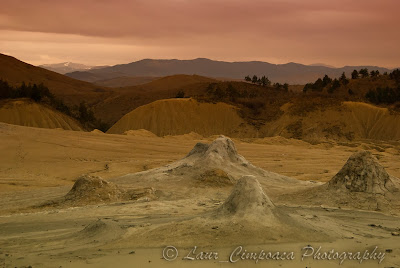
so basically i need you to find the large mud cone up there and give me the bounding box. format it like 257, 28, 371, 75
327, 151, 396, 194
186, 135, 249, 166
217, 175, 275, 218
115, 135, 307, 197
65, 175, 127, 203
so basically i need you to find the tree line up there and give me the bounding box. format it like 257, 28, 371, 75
365, 85, 400, 104
351, 68, 386, 79
0, 79, 109, 131
365, 69, 400, 104
244, 75, 289, 91
302, 68, 398, 94
303, 73, 349, 93
300, 68, 400, 104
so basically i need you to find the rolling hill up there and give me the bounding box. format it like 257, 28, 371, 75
0, 99, 84, 131
0, 54, 223, 125
66, 58, 392, 84
107, 98, 400, 142
0, 53, 110, 105
93, 76, 159, 87
261, 101, 400, 141
92, 75, 218, 124
107, 98, 253, 136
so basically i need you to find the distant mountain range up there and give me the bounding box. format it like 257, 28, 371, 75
40, 62, 107, 75
308, 63, 337, 68
65, 58, 394, 84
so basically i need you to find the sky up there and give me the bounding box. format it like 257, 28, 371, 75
0, 0, 399, 68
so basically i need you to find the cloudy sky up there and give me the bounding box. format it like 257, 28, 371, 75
0, 0, 399, 68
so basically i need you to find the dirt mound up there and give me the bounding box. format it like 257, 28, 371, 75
91, 129, 104, 134
276, 151, 400, 213
76, 219, 125, 242
107, 98, 255, 137
65, 175, 127, 203
327, 151, 397, 194
217, 176, 275, 218
0, 99, 84, 131
36, 175, 158, 208
65, 175, 159, 204
123, 129, 157, 137
164, 131, 204, 140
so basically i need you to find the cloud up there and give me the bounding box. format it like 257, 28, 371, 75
0, 0, 397, 38
0, 0, 399, 67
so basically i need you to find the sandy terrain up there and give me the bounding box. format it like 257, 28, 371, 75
1, 123, 400, 267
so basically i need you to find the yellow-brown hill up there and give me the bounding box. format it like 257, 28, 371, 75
108, 98, 400, 141
262, 101, 400, 141
0, 99, 84, 131
107, 98, 254, 137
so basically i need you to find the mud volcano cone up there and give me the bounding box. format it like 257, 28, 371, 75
186, 135, 248, 166
327, 151, 396, 194
217, 175, 275, 218
65, 175, 126, 203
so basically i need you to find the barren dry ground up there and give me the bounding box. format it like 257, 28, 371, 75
0, 123, 399, 268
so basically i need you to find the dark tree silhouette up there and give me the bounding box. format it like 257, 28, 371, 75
351, 70, 359, 79
0, 79, 13, 99
365, 86, 400, 104
340, 72, 349, 85
30, 84, 42, 102
328, 78, 341, 93
283, 83, 289, 92
389, 69, 400, 84
252, 75, 258, 84
359, 68, 369, 78
260, 75, 271, 87
213, 85, 225, 100
322, 75, 332, 87
226, 83, 239, 101
175, 90, 185, 98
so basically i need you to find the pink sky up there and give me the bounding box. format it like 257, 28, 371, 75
0, 0, 399, 67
